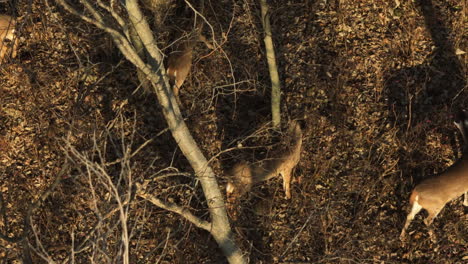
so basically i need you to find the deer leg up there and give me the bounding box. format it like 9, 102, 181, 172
281, 171, 292, 200
400, 201, 422, 240
172, 85, 182, 106
428, 226, 437, 243
423, 207, 442, 226
0, 47, 6, 63
10, 37, 17, 59
426, 210, 440, 244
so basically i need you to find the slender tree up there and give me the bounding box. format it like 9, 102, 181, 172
259, 0, 281, 128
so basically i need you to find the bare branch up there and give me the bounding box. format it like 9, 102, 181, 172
80, 0, 105, 23
136, 183, 211, 231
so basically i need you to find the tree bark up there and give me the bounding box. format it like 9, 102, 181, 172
259, 0, 281, 128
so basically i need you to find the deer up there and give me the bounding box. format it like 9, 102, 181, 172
166, 35, 195, 98
166, 32, 213, 99
400, 110, 468, 241
166, 0, 214, 100
226, 121, 303, 205
0, 14, 17, 63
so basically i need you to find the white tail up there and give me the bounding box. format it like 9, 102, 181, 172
226, 121, 302, 204
400, 110, 468, 240
0, 15, 17, 63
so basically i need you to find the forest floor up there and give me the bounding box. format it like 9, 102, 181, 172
0, 0, 466, 263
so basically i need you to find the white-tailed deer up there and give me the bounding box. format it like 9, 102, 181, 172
167, 33, 212, 98
167, 37, 195, 98
166, 0, 213, 99
226, 122, 303, 204
400, 110, 468, 240
0, 15, 17, 63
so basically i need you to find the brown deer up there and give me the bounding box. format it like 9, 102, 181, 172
167, 36, 195, 98
167, 33, 212, 99
226, 122, 303, 204
400, 110, 468, 240
0, 14, 17, 63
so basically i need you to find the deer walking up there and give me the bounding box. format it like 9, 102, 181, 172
400, 110, 468, 240
226, 122, 303, 204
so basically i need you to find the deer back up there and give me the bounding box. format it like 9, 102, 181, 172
414, 157, 468, 205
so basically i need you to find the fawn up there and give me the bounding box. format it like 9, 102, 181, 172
0, 15, 17, 63
226, 122, 303, 204
400, 110, 468, 240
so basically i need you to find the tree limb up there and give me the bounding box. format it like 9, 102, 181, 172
136, 183, 211, 231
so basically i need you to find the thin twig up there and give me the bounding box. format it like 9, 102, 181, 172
280, 210, 315, 257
